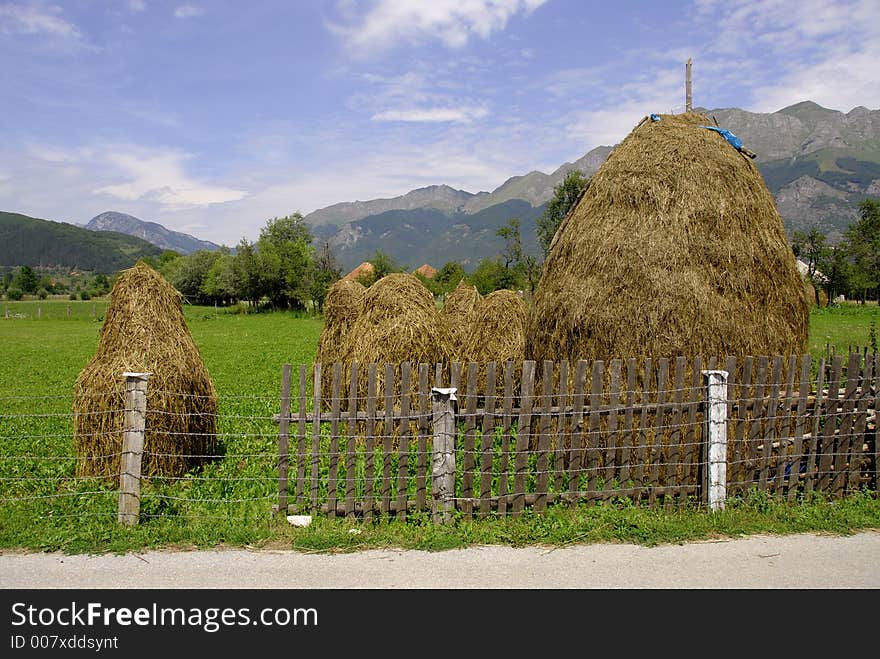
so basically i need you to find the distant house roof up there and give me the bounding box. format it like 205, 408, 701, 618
414, 263, 438, 279
343, 261, 374, 281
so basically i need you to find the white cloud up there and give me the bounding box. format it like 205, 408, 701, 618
371, 106, 489, 122
93, 149, 246, 209
173, 5, 203, 19
128, 0, 146, 11
0, 3, 81, 38
329, 0, 548, 54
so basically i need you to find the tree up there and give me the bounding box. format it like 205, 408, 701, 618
791, 228, 827, 279
469, 258, 512, 295
842, 199, 880, 302
172, 250, 221, 303
232, 239, 263, 308
497, 218, 540, 293
536, 169, 590, 258
12, 266, 38, 294
257, 213, 314, 310
309, 241, 342, 313
359, 250, 403, 286
817, 244, 851, 302
201, 251, 237, 305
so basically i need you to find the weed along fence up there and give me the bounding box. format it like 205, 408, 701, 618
273, 354, 879, 522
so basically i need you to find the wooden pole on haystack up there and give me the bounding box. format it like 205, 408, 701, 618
686, 58, 693, 111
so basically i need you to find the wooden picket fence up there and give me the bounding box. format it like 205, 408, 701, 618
273, 353, 879, 520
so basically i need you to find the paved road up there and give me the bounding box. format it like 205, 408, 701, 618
2, 531, 879, 588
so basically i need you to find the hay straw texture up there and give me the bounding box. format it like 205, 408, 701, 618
339, 273, 452, 398
460, 289, 528, 391
526, 111, 810, 365
440, 279, 482, 362
316, 278, 366, 367
72, 262, 219, 480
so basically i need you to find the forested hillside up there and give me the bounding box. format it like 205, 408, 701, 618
0, 211, 164, 272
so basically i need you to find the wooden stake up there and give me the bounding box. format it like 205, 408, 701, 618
686, 58, 693, 112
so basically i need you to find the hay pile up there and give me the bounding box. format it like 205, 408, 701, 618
526, 111, 811, 366
339, 272, 452, 399
316, 278, 366, 367
72, 262, 219, 480
441, 279, 482, 362
460, 289, 528, 393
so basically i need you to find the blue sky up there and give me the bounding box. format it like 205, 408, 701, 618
1, 0, 878, 247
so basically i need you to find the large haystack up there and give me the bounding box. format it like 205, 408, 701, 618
441, 279, 482, 362
73, 262, 218, 480
460, 289, 529, 394
340, 272, 452, 399
526, 111, 810, 366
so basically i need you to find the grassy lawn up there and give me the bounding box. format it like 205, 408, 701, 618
0, 298, 877, 554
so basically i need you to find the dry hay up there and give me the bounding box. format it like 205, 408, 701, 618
526, 111, 811, 368
459, 289, 528, 395
339, 272, 452, 401
316, 278, 366, 368
72, 261, 219, 480
441, 279, 482, 362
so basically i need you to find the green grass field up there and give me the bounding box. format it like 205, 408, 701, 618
0, 299, 877, 554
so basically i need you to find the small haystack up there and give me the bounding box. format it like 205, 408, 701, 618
72, 262, 218, 480
316, 278, 366, 403
340, 272, 452, 398
414, 263, 438, 279
526, 111, 811, 366
440, 279, 482, 362
343, 261, 375, 284
316, 278, 366, 367
460, 289, 529, 394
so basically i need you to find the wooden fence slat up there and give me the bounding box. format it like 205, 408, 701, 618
619, 358, 637, 493
604, 360, 622, 495
818, 356, 843, 493
633, 358, 652, 498
382, 363, 394, 516
296, 365, 307, 507
747, 356, 769, 490
787, 355, 812, 500
804, 358, 827, 495
569, 360, 588, 501
586, 360, 605, 498
774, 355, 799, 496
497, 361, 515, 516
327, 362, 342, 518
512, 360, 535, 516
311, 363, 322, 511
665, 356, 686, 502
480, 362, 497, 518
417, 364, 430, 512
461, 362, 479, 519
649, 358, 669, 505
683, 355, 706, 500
554, 360, 569, 494
397, 362, 411, 521
759, 356, 782, 492
534, 360, 555, 512
278, 364, 292, 512
364, 364, 377, 521
833, 352, 862, 496
730, 356, 752, 495
848, 356, 873, 493
345, 362, 358, 518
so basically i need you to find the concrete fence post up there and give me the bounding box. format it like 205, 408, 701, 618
431, 387, 457, 524
118, 372, 151, 526
702, 370, 729, 512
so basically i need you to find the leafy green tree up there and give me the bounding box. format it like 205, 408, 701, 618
232, 239, 263, 308
842, 199, 880, 302
201, 251, 237, 305
536, 169, 590, 258
469, 258, 515, 295
257, 213, 314, 310
817, 244, 851, 302
791, 228, 827, 279
435, 261, 466, 292
497, 218, 540, 293
172, 250, 221, 303
309, 241, 342, 313
12, 266, 38, 294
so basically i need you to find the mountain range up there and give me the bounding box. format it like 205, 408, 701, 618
3, 100, 878, 274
